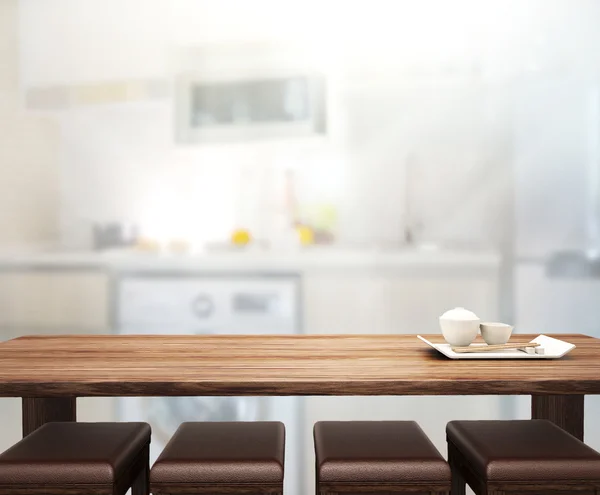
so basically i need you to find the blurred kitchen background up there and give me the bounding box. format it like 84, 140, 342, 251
2, 0, 600, 493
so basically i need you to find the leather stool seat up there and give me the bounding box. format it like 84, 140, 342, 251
314, 421, 451, 494
447, 420, 600, 494
150, 422, 285, 495
0, 422, 151, 495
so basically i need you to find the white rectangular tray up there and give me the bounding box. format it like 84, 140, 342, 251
417, 334, 575, 359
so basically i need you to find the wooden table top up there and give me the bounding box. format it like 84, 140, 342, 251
0, 334, 599, 397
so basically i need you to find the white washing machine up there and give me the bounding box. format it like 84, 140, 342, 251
115, 274, 302, 495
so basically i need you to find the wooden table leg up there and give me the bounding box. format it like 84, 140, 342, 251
531, 394, 584, 440
22, 397, 76, 437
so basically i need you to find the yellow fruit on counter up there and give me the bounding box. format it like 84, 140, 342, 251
231, 229, 252, 246
135, 237, 161, 252
297, 225, 314, 246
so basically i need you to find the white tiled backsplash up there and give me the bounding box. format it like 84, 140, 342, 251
53, 83, 512, 250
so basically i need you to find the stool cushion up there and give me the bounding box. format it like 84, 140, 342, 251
314, 421, 450, 484
150, 422, 285, 486
0, 422, 151, 486
447, 420, 600, 482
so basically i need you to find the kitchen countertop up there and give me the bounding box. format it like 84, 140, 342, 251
1, 333, 597, 397
4, 333, 599, 441
0, 247, 502, 274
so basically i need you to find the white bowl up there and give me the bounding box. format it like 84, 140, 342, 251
480, 322, 513, 345
439, 318, 480, 346
439, 307, 480, 346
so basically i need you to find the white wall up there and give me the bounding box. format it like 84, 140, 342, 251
15, 0, 600, 250
0, 1, 19, 97
0, 0, 59, 249
19, 0, 599, 86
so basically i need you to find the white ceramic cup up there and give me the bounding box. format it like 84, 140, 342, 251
480, 322, 514, 345
439, 307, 480, 346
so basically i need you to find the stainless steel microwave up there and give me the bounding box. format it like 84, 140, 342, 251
174, 72, 326, 143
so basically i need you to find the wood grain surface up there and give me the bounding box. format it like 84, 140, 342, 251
531, 394, 585, 440
0, 334, 599, 397
22, 397, 76, 435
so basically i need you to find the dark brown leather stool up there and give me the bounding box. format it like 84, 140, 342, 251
0, 422, 151, 495
447, 420, 600, 495
150, 422, 285, 495
314, 421, 451, 495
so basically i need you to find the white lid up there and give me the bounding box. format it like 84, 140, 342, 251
439, 307, 479, 321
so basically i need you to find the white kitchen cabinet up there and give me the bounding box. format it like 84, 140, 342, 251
0, 268, 114, 457
388, 275, 499, 333
0, 270, 110, 335
302, 272, 390, 334
0, 114, 59, 247
303, 269, 499, 335
301, 263, 502, 492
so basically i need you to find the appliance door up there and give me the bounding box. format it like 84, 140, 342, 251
115, 275, 301, 495
117, 276, 298, 334
512, 77, 600, 450
515, 264, 600, 335
513, 76, 593, 259
513, 264, 600, 451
